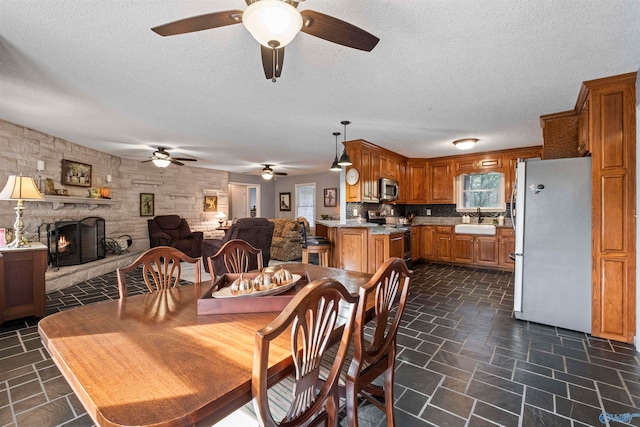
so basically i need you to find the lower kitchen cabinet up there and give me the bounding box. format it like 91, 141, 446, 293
369, 233, 404, 274
336, 228, 368, 272
453, 234, 499, 267
498, 228, 515, 268
434, 226, 453, 262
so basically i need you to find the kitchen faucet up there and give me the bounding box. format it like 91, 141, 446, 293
477, 207, 483, 223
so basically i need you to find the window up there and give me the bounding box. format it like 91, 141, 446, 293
456, 172, 505, 212
295, 184, 315, 227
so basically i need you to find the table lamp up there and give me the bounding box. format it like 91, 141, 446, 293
0, 174, 45, 247
215, 211, 227, 228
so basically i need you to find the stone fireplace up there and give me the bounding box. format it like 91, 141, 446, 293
47, 217, 106, 267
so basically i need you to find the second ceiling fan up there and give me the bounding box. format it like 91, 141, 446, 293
151, 0, 379, 82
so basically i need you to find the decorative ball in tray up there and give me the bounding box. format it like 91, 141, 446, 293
213, 266, 302, 298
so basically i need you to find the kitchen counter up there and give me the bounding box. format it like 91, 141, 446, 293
315, 220, 408, 235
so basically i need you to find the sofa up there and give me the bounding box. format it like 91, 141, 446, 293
269, 218, 304, 261
202, 217, 274, 274
147, 215, 203, 258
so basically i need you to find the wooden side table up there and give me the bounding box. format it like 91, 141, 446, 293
0, 243, 48, 323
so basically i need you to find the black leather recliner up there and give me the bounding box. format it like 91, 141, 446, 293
147, 215, 204, 258
202, 217, 275, 274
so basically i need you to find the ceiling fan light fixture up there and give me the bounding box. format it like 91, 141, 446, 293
243, 0, 303, 48
261, 168, 274, 180
152, 158, 171, 168
453, 138, 479, 150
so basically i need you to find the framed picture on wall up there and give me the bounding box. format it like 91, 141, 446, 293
62, 159, 92, 187
324, 188, 337, 207
279, 192, 291, 211
204, 195, 218, 212
140, 193, 155, 217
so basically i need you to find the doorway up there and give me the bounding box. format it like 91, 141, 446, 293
229, 183, 260, 221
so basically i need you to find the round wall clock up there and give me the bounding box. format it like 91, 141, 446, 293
346, 168, 360, 185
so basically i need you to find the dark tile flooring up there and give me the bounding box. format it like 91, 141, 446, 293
1, 262, 640, 426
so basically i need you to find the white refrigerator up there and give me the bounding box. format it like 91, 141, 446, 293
512, 157, 592, 333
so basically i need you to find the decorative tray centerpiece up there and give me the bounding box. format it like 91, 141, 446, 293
198, 267, 309, 315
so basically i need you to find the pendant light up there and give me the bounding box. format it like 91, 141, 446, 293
337, 120, 352, 166
330, 132, 342, 171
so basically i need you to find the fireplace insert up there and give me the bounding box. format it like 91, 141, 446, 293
45, 217, 106, 268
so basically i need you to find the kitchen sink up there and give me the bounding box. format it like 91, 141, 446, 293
454, 224, 497, 235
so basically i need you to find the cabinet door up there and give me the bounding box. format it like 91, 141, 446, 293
475, 235, 499, 266
503, 147, 542, 201
434, 226, 452, 261
421, 226, 436, 260
337, 228, 369, 272
407, 161, 427, 203
577, 99, 590, 156
370, 150, 380, 200
452, 234, 474, 263
396, 160, 407, 204
369, 234, 388, 274
411, 226, 421, 261
361, 148, 373, 202
389, 233, 404, 259
499, 232, 515, 268
380, 153, 398, 180
429, 160, 454, 204
540, 110, 579, 160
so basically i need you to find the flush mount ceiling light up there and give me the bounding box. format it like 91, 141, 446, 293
453, 138, 479, 150
337, 121, 352, 166
243, 0, 303, 49
330, 131, 342, 171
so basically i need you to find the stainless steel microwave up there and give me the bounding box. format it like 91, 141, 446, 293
379, 177, 399, 201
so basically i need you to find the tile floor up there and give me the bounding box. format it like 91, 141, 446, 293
1, 262, 640, 426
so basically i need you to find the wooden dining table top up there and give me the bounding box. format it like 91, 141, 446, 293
38, 263, 372, 427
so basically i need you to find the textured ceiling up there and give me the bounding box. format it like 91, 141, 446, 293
0, 1, 639, 176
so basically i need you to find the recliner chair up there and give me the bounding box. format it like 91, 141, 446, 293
202, 217, 275, 274
147, 215, 204, 258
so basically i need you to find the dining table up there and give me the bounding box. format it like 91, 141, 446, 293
38, 263, 372, 427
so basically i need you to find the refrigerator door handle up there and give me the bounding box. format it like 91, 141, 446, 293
509, 252, 523, 260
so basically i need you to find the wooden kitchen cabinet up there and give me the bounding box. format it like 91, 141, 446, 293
586, 72, 636, 343
335, 227, 369, 272
454, 153, 503, 175
369, 232, 404, 274
453, 234, 499, 267
0, 244, 48, 324
434, 226, 453, 262
498, 227, 515, 269
428, 159, 455, 204
411, 226, 422, 261
503, 146, 542, 201
540, 110, 580, 159
407, 160, 428, 204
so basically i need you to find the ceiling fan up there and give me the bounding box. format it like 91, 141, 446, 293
261, 164, 288, 180
141, 147, 198, 168
151, 0, 379, 82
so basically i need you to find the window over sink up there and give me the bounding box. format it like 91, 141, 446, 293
456, 172, 505, 212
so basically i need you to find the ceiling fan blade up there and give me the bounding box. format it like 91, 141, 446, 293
151, 10, 243, 36
141, 159, 153, 163
300, 10, 379, 52
274, 172, 288, 176
173, 157, 197, 162
261, 45, 284, 80
170, 159, 185, 166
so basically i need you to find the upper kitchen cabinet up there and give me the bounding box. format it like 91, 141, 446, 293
454, 153, 504, 175
344, 140, 407, 203
540, 110, 580, 159
406, 159, 428, 204
503, 146, 542, 200
585, 72, 636, 343
428, 158, 455, 204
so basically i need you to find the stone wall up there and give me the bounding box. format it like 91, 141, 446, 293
0, 119, 229, 253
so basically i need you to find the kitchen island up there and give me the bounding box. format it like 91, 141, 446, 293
315, 220, 407, 273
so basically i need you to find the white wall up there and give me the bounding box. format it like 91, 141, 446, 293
273, 172, 341, 221
636, 68, 639, 351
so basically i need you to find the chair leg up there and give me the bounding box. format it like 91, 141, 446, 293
384, 367, 395, 427
302, 249, 309, 264
345, 380, 360, 427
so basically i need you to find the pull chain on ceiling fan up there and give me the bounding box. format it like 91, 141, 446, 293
151, 0, 379, 82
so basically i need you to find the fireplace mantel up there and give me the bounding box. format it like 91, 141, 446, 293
27, 196, 117, 210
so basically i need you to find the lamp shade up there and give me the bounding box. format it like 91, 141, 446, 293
0, 175, 44, 200
242, 0, 303, 48
453, 138, 479, 150
215, 211, 227, 220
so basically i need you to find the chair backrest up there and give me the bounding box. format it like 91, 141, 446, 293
298, 220, 329, 249
348, 257, 411, 380
206, 239, 263, 278
252, 278, 358, 427
148, 215, 191, 240
214, 218, 274, 272
116, 246, 202, 298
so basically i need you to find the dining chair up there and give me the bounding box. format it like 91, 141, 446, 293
206, 238, 264, 279
116, 246, 201, 298
252, 278, 358, 427
344, 257, 412, 427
